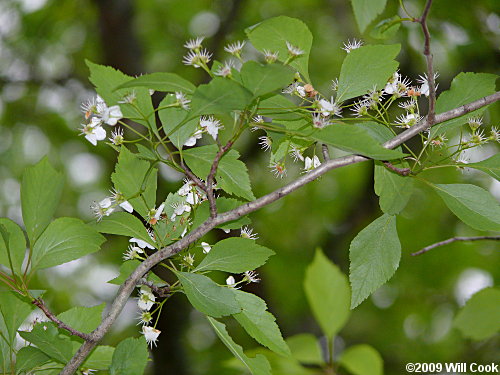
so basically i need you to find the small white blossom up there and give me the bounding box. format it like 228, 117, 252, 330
468, 129, 487, 146
118, 91, 136, 104
80, 117, 107, 146
182, 253, 195, 267
138, 286, 155, 311
182, 49, 212, 68
303, 155, 321, 172
201, 242, 211, 254
331, 78, 339, 92
129, 237, 155, 250
417, 72, 439, 97
214, 60, 235, 78
170, 202, 191, 221
311, 112, 331, 129
243, 271, 260, 284
200, 116, 223, 140
398, 99, 417, 111
384, 71, 411, 97
396, 113, 422, 128
100, 105, 123, 126
285, 41, 304, 57
110, 188, 133, 213
142, 326, 161, 348
351, 100, 370, 117
226, 276, 237, 288
184, 37, 204, 50
224, 41, 246, 56
269, 161, 287, 178
258, 136, 272, 152
467, 116, 483, 130
91, 198, 114, 221
123, 245, 144, 261
318, 97, 342, 117
137, 311, 153, 325
148, 203, 165, 225
241, 226, 259, 240
289, 145, 304, 162
342, 39, 363, 53
109, 127, 124, 146
175, 92, 191, 110
263, 49, 279, 63
184, 128, 203, 147
489, 126, 500, 142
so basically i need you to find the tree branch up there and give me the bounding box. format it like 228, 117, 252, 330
322, 144, 330, 161
382, 161, 411, 176
207, 139, 235, 218
412, 236, 500, 256
32, 298, 93, 342
419, 0, 436, 125
138, 278, 171, 297
60, 91, 500, 374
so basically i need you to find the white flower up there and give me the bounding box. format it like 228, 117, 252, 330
91, 198, 114, 221
384, 71, 411, 97
184, 37, 204, 50
241, 226, 259, 240
170, 202, 192, 221
289, 145, 304, 162
178, 179, 195, 196
269, 161, 287, 178
175, 92, 191, 110
100, 105, 123, 126
183, 128, 203, 147
80, 117, 106, 146
258, 136, 272, 151
226, 276, 237, 288
182, 253, 195, 266
398, 99, 417, 111
285, 41, 304, 57
396, 113, 422, 128
201, 242, 211, 254
331, 78, 339, 92
224, 41, 246, 56
417, 72, 439, 97
109, 127, 124, 146
138, 286, 155, 311
200, 116, 223, 140
303, 155, 321, 172
318, 97, 342, 117
110, 188, 133, 213
123, 245, 144, 261
263, 49, 279, 63
489, 126, 500, 142
243, 271, 260, 284
467, 116, 483, 130
252, 115, 264, 124
183, 49, 212, 68
148, 203, 165, 225
137, 311, 153, 325
214, 60, 235, 78
142, 326, 161, 348
311, 113, 331, 129
351, 100, 370, 117
129, 237, 155, 250
342, 39, 363, 53
81, 97, 98, 119
118, 91, 136, 104
82, 369, 96, 375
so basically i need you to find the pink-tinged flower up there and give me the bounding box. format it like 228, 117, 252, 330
142, 326, 161, 348
269, 161, 287, 178
311, 113, 331, 129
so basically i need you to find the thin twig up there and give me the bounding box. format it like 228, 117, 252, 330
179, 160, 208, 193
207, 140, 235, 218
32, 298, 93, 342
412, 236, 500, 256
60, 91, 500, 375
382, 161, 411, 176
322, 144, 330, 161
138, 278, 171, 297
418, 0, 436, 125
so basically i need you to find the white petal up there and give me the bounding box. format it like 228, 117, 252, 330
85, 134, 98, 146
120, 201, 134, 213
94, 126, 107, 141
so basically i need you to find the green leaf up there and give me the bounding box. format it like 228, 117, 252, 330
432, 72, 498, 136
117, 72, 196, 94
338, 344, 383, 375
86, 60, 155, 129
157, 94, 198, 149
258, 95, 302, 121
246, 16, 313, 81
370, 16, 401, 39
135, 143, 158, 161
176, 271, 241, 318
432, 183, 500, 231
337, 44, 400, 102
110, 337, 149, 375
194, 237, 274, 273
189, 78, 253, 117
183, 145, 255, 201
349, 214, 401, 308
30, 217, 105, 271
374, 161, 414, 214
92, 212, 153, 246
18, 323, 73, 363
83, 346, 115, 370
467, 154, 500, 181
15, 346, 51, 373
286, 334, 323, 365
111, 146, 158, 219
304, 249, 351, 338
311, 124, 405, 160
0, 218, 26, 275
240, 61, 295, 98
453, 287, 500, 340
0, 291, 36, 345
21, 157, 64, 244
350, 0, 387, 33
207, 317, 272, 375
57, 304, 105, 334
232, 290, 290, 357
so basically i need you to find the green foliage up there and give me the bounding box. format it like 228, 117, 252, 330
467, 154, 500, 181
57, 304, 105, 334
374, 162, 414, 214
232, 290, 290, 357
370, 17, 401, 39
21, 157, 64, 244
19, 323, 73, 363
240, 61, 295, 98
286, 334, 323, 365
83, 346, 115, 371
350, 0, 388, 33
158, 94, 198, 148
175, 271, 241, 318
337, 44, 400, 101
349, 214, 401, 308
432, 183, 500, 231
117, 72, 196, 94
109, 337, 149, 375
0, 218, 26, 276
338, 344, 383, 375
207, 317, 272, 375
304, 249, 351, 338
15, 346, 51, 373
183, 145, 255, 200
194, 237, 274, 273
0, 291, 36, 345
92, 212, 153, 246
453, 287, 500, 340
246, 16, 313, 81
30, 217, 105, 271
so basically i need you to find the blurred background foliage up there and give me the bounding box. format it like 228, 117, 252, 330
0, 0, 499, 374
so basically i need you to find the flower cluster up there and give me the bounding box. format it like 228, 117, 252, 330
80, 95, 123, 146
184, 116, 223, 147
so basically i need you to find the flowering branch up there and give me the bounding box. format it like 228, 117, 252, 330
60, 90, 500, 375
418, 0, 436, 124
32, 298, 93, 341
412, 235, 500, 256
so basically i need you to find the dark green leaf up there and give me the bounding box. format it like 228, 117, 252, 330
432, 183, 500, 231
258, 95, 302, 121
18, 323, 73, 363
350, 0, 388, 33
232, 290, 290, 356
30, 218, 105, 271
246, 16, 313, 81
176, 271, 240, 318
194, 237, 274, 273
337, 44, 400, 102
0, 218, 26, 275
453, 287, 500, 340
0, 291, 36, 345
117, 72, 196, 94
110, 337, 149, 375
157, 94, 198, 149
286, 334, 323, 365
374, 161, 414, 214
83, 346, 115, 370
467, 154, 500, 181
21, 157, 64, 244
57, 304, 105, 334
207, 317, 272, 375
304, 249, 351, 338
338, 344, 383, 375
92, 212, 153, 246
349, 214, 401, 308
240, 61, 295, 98
15, 346, 51, 373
